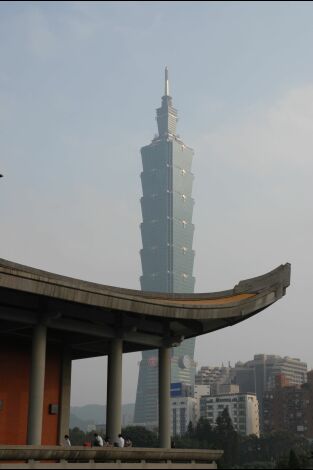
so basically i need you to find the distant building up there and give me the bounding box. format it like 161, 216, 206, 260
234, 354, 307, 392
135, 68, 196, 427
169, 382, 199, 436
196, 355, 307, 432
200, 394, 260, 437
171, 382, 194, 398
195, 366, 233, 395
194, 384, 211, 401
194, 384, 211, 421
234, 354, 307, 429
263, 370, 313, 438
218, 384, 240, 395
171, 396, 197, 436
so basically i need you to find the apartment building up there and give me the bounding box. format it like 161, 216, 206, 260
200, 393, 260, 437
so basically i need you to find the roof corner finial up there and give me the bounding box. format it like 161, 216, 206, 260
165, 66, 169, 96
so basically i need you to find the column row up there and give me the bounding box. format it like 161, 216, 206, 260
27, 324, 172, 447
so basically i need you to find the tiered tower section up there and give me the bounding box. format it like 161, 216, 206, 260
135, 68, 196, 426
140, 67, 195, 293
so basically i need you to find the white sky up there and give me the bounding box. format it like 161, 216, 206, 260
1, 1, 313, 406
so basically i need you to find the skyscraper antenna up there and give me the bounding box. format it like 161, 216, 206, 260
165, 66, 169, 96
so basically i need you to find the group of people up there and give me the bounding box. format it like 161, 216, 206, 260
93, 433, 132, 448
63, 433, 132, 448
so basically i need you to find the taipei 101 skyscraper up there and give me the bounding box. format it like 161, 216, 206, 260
134, 68, 196, 426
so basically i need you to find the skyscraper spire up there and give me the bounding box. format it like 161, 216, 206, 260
157, 67, 177, 137
165, 66, 169, 96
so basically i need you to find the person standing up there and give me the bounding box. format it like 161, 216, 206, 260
63, 435, 71, 447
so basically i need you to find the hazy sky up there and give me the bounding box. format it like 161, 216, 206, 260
1, 1, 313, 406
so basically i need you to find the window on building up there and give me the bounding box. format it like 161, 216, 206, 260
173, 409, 177, 436
180, 408, 186, 434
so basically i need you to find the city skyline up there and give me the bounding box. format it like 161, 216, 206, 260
1, 1, 313, 406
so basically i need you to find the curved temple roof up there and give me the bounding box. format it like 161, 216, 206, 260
0, 259, 290, 357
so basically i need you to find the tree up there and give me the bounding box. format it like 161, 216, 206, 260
260, 430, 310, 465
175, 435, 201, 449
214, 407, 239, 468
288, 449, 301, 469
194, 417, 213, 446
69, 427, 87, 445
215, 407, 235, 435
122, 426, 158, 448
187, 420, 194, 438
239, 434, 262, 465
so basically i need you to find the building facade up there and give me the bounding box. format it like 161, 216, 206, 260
195, 355, 307, 432
194, 384, 211, 402
234, 354, 307, 393
200, 394, 260, 437
263, 371, 313, 438
194, 384, 211, 423
134, 68, 196, 426
171, 396, 198, 437
234, 354, 307, 429
195, 366, 233, 395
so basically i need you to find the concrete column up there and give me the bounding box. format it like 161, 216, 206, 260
106, 338, 123, 444
27, 322, 47, 445
58, 349, 72, 444
158, 347, 171, 448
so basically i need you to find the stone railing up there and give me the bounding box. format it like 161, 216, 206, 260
0, 446, 223, 469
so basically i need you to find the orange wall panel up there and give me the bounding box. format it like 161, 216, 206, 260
0, 341, 30, 444
0, 340, 62, 445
